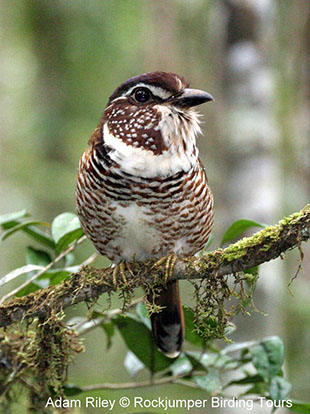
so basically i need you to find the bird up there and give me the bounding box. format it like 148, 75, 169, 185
75, 71, 214, 358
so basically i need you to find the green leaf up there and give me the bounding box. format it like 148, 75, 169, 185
15, 270, 71, 297
90, 310, 102, 319
136, 302, 151, 330
221, 219, 265, 246
63, 384, 83, 396
22, 226, 55, 248
213, 354, 238, 370
18, 278, 50, 294
15, 282, 42, 297
64, 252, 75, 266
186, 351, 216, 371
228, 374, 264, 386
221, 340, 255, 355
269, 376, 291, 400
114, 314, 172, 373
0, 210, 30, 227
186, 353, 207, 371
57, 228, 84, 253
51, 213, 83, 252
193, 368, 222, 394
124, 351, 145, 377
48, 270, 71, 286
288, 400, 310, 413
250, 336, 284, 382
0, 221, 50, 242
170, 354, 193, 377
26, 247, 52, 266
5, 224, 54, 248
183, 306, 205, 348
241, 382, 268, 396
17, 247, 53, 294
100, 321, 115, 349
0, 210, 54, 248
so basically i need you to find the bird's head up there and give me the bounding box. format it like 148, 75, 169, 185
107, 71, 213, 109
97, 72, 214, 177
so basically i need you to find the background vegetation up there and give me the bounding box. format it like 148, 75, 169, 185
1, 1, 309, 413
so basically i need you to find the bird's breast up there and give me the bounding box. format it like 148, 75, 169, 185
76, 149, 214, 263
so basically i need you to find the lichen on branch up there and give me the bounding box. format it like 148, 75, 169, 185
0, 204, 309, 328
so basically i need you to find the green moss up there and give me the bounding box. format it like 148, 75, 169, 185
184, 205, 310, 342
0, 315, 83, 412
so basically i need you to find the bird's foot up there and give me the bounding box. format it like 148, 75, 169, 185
112, 262, 135, 289
152, 253, 178, 283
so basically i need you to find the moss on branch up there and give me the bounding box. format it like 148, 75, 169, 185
0, 204, 309, 329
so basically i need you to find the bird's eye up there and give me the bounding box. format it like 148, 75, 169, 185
134, 88, 151, 103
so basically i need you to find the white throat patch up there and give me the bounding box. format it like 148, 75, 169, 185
103, 107, 201, 178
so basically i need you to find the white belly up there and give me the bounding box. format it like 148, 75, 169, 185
109, 203, 162, 261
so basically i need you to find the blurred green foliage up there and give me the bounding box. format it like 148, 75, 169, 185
1, 0, 310, 413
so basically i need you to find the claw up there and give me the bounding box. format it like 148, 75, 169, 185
126, 262, 135, 278
112, 265, 119, 290
167, 254, 177, 282
152, 254, 178, 283
119, 262, 127, 284
112, 262, 135, 289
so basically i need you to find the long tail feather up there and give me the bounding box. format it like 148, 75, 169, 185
150, 280, 184, 358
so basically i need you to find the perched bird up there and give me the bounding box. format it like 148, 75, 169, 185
76, 72, 214, 358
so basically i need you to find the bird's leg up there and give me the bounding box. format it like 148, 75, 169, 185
112, 261, 135, 289
152, 253, 178, 283
125, 262, 135, 278
112, 264, 120, 290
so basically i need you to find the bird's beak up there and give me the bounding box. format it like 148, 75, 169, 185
173, 88, 214, 108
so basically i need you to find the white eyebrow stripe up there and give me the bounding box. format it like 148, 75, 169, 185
123, 83, 172, 99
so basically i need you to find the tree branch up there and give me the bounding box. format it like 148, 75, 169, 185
0, 205, 309, 328
79, 375, 193, 391
76, 371, 210, 391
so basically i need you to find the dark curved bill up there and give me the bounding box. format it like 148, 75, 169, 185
173, 88, 215, 108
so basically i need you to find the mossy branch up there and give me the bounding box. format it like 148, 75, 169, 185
0, 204, 309, 328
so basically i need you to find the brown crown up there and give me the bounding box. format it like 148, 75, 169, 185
108, 71, 190, 105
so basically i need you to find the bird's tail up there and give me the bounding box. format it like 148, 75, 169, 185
150, 280, 184, 358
